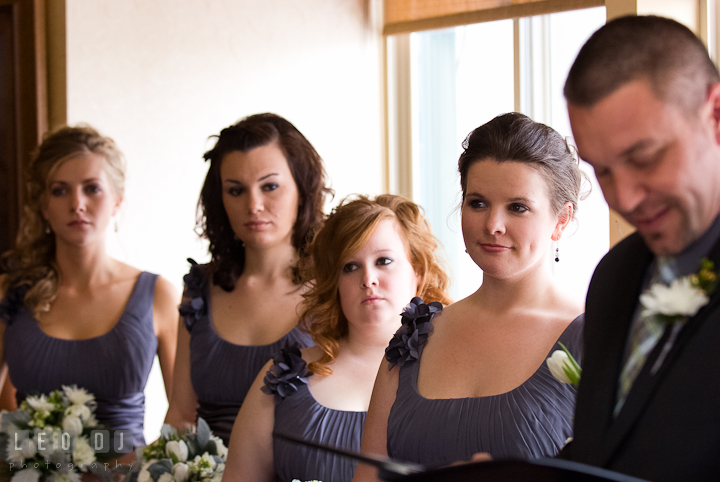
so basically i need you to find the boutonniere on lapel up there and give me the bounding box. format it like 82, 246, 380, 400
640, 258, 717, 374
639, 259, 717, 324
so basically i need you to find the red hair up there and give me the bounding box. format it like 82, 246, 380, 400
298, 194, 451, 376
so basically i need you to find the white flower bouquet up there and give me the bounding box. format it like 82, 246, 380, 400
128, 418, 227, 482
0, 385, 111, 482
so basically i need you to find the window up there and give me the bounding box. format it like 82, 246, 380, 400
387, 6, 608, 301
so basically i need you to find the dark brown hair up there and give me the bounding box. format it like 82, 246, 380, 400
564, 15, 720, 115
299, 194, 451, 376
198, 113, 332, 291
458, 112, 582, 216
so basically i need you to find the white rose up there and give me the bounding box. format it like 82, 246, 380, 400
166, 440, 189, 463
19, 438, 36, 459
546, 350, 572, 384
10, 468, 42, 482
73, 437, 96, 466
138, 468, 153, 482
157, 473, 173, 482
62, 415, 83, 434
65, 404, 91, 422
172, 463, 190, 482
210, 435, 228, 460
138, 459, 158, 482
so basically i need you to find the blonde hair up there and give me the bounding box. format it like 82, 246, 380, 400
299, 194, 451, 376
0, 125, 125, 316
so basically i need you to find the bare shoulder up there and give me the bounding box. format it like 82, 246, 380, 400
111, 260, 142, 281
549, 289, 584, 328
154, 276, 181, 307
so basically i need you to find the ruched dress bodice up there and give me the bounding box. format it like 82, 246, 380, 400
262, 345, 366, 482
385, 297, 583, 467
0, 272, 159, 447
179, 260, 313, 444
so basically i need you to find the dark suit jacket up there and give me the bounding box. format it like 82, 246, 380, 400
568, 232, 720, 481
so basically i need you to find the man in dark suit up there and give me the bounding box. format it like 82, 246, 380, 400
563, 15, 720, 481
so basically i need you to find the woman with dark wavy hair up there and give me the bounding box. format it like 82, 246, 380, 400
164, 113, 332, 444
354, 113, 586, 481
223, 194, 451, 482
0, 125, 179, 447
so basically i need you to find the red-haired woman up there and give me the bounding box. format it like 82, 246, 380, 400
223, 194, 451, 482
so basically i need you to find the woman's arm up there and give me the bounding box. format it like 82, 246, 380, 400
222, 360, 275, 482
163, 321, 198, 430
153, 276, 180, 399
352, 359, 400, 482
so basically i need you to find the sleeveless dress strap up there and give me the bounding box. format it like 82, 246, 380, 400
385, 296, 443, 369
179, 259, 208, 332
123, 272, 159, 322
260, 344, 311, 405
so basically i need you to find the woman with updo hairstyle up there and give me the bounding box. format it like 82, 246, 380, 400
354, 113, 586, 480
223, 194, 451, 482
0, 125, 179, 447
164, 113, 332, 444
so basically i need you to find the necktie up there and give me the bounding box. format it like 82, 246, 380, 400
615, 257, 676, 415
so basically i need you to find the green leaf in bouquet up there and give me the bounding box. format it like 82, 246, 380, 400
1, 410, 31, 431
89, 462, 115, 482
160, 424, 177, 440
205, 439, 218, 457
184, 434, 202, 459
0, 433, 8, 460
148, 459, 173, 482
196, 418, 211, 449
143, 438, 168, 461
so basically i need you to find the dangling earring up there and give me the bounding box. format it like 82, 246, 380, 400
114, 219, 118, 233
554, 242, 560, 263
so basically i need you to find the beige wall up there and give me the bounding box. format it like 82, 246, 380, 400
62, 0, 384, 440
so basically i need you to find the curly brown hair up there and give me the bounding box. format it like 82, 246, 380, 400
299, 194, 452, 376
0, 125, 125, 315
198, 113, 333, 291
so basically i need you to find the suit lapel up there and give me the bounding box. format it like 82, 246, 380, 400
577, 234, 652, 467
598, 237, 720, 466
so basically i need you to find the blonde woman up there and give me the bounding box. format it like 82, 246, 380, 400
0, 125, 178, 447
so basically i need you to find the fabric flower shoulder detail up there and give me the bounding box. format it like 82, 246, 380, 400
261, 344, 311, 404
0, 284, 29, 325
385, 296, 443, 369
178, 258, 208, 330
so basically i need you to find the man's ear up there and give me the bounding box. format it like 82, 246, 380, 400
552, 202, 574, 241
705, 82, 720, 145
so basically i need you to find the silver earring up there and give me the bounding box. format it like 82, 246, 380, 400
45, 223, 52, 235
